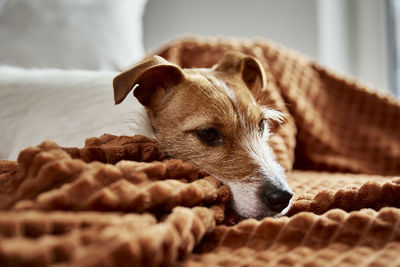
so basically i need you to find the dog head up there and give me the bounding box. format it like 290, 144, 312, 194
113, 51, 292, 219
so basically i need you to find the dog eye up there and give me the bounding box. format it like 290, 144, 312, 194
195, 128, 223, 145
258, 119, 265, 136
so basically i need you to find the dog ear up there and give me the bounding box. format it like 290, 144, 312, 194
113, 56, 183, 106
214, 51, 266, 92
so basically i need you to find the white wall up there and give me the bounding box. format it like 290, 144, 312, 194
143, 0, 319, 58
318, 0, 389, 92
143, 0, 391, 92
351, 0, 389, 93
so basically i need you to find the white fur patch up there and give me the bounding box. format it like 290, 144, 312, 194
262, 107, 285, 124
220, 81, 237, 104
243, 132, 285, 184
225, 180, 267, 219
206, 75, 238, 104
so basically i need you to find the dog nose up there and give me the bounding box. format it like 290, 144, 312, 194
262, 188, 293, 213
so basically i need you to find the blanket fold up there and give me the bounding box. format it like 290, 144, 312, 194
1, 36, 400, 266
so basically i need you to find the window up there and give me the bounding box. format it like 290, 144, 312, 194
388, 0, 400, 96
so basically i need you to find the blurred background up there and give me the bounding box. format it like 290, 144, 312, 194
1, 0, 400, 96
144, 0, 398, 96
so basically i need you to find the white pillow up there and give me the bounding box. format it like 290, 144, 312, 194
0, 66, 153, 160
0, 0, 146, 70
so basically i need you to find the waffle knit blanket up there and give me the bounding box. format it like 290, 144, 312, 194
0, 36, 400, 266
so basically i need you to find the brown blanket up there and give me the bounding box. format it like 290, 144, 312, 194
1, 36, 400, 266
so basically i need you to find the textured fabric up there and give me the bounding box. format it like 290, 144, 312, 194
1, 36, 400, 266
0, 135, 227, 266
0, 135, 399, 266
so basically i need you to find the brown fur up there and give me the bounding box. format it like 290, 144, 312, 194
114, 52, 270, 180
113, 51, 291, 218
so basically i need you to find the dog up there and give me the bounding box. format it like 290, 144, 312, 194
0, 51, 292, 219
113, 51, 292, 219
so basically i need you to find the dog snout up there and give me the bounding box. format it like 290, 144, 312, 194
262, 186, 293, 213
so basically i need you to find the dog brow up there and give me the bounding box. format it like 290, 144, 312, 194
261, 106, 285, 123
181, 117, 216, 132
205, 75, 237, 104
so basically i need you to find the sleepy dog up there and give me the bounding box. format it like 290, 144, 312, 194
0, 51, 292, 219
113, 51, 292, 219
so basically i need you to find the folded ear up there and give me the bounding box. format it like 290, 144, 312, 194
113, 55, 183, 107
213, 51, 266, 92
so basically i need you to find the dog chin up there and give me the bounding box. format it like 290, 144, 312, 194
271, 201, 292, 218
227, 181, 293, 220
236, 205, 289, 220
236, 203, 291, 220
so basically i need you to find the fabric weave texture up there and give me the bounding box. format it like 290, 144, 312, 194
0, 36, 399, 266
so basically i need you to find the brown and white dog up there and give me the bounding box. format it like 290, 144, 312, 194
0, 51, 291, 219
113, 52, 293, 219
